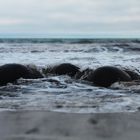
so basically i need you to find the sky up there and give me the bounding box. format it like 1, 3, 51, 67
0, 0, 140, 38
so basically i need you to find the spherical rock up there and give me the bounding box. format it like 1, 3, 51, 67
44, 63, 80, 77
0, 64, 43, 85
88, 66, 131, 87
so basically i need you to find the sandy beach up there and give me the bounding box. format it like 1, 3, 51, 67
0, 111, 140, 140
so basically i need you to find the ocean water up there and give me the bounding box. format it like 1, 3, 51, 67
0, 38, 140, 113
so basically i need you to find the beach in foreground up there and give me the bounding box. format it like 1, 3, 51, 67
1, 111, 140, 140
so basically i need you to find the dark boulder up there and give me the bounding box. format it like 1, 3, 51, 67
75, 68, 94, 81
44, 63, 80, 77
88, 66, 131, 87
26, 64, 44, 79
124, 69, 140, 80
0, 64, 43, 86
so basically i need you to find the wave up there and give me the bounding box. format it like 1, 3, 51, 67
0, 38, 140, 44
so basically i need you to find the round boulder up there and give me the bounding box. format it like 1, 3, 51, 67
44, 63, 80, 77
88, 66, 131, 87
0, 63, 43, 85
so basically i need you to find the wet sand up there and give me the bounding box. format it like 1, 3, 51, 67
1, 111, 140, 140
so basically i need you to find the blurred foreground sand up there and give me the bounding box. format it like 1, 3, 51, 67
0, 111, 140, 140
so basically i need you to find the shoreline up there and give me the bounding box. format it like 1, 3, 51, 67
1, 111, 140, 140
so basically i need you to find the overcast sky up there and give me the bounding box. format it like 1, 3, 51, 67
0, 0, 140, 38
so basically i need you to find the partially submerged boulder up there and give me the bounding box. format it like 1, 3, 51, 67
124, 69, 140, 80
87, 66, 131, 87
44, 63, 80, 77
0, 64, 43, 86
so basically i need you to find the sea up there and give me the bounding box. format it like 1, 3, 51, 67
0, 38, 140, 113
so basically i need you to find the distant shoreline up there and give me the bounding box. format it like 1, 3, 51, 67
0, 37, 140, 39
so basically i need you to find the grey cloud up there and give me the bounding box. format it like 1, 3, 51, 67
0, 0, 139, 37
